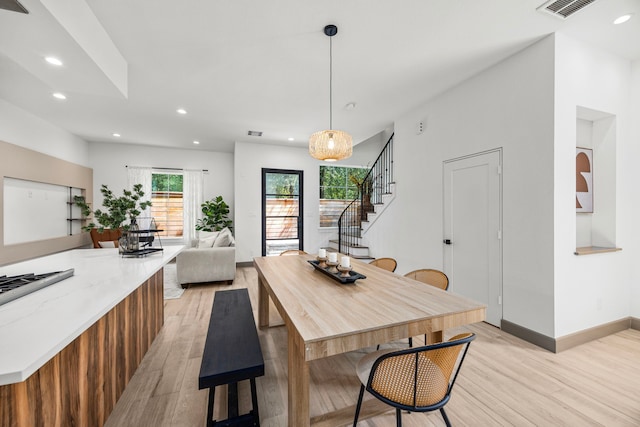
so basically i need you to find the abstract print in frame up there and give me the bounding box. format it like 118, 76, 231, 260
576, 147, 593, 213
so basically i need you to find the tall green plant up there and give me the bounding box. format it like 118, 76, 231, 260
196, 196, 233, 232
74, 184, 152, 232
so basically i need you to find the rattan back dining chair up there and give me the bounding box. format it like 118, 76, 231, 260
403, 269, 450, 347
369, 257, 397, 272
353, 332, 475, 427
279, 250, 308, 256
404, 269, 449, 290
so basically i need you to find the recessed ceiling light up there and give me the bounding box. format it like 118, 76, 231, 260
112, 133, 121, 137
193, 140, 200, 145
177, 108, 187, 115
52, 92, 66, 100
288, 137, 295, 141
613, 14, 632, 24
45, 56, 63, 66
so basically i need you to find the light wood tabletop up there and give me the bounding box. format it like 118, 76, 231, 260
254, 253, 486, 427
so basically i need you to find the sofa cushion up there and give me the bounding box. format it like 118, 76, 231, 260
197, 230, 220, 248
213, 228, 233, 247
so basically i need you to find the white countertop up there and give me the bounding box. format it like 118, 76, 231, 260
0, 246, 183, 386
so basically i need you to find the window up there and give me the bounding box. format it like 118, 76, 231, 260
151, 172, 183, 238
319, 165, 368, 227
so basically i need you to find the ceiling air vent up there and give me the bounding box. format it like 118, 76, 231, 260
247, 131, 263, 137
537, 0, 597, 19
0, 0, 28, 14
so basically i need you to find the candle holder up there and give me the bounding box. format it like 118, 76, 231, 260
337, 265, 352, 278
326, 261, 339, 274
316, 256, 327, 268
307, 260, 367, 284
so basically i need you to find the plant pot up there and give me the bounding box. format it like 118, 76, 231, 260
90, 228, 122, 248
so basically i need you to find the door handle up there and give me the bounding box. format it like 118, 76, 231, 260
443, 239, 452, 245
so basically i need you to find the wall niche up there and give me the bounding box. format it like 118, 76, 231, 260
575, 106, 619, 255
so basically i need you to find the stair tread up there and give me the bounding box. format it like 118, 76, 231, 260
351, 255, 374, 260
328, 239, 368, 249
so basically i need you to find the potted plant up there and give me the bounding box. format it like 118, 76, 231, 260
74, 184, 152, 248
195, 196, 233, 232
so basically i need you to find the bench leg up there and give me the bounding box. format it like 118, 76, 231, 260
250, 378, 260, 426
228, 382, 239, 419
207, 387, 216, 427
205, 379, 261, 427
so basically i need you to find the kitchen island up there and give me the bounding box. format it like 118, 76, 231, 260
0, 246, 183, 427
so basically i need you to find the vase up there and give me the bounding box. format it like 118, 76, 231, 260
128, 219, 140, 251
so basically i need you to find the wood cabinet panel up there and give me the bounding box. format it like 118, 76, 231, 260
0, 269, 164, 427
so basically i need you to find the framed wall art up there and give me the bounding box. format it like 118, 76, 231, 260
576, 147, 593, 213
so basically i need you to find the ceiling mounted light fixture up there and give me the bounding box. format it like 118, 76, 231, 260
309, 24, 352, 162
45, 56, 63, 66
613, 14, 632, 24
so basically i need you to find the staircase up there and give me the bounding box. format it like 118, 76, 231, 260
327, 134, 395, 259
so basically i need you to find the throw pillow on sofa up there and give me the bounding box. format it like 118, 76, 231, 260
197, 230, 220, 248
213, 228, 234, 247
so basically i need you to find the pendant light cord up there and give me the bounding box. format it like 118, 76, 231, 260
329, 35, 333, 130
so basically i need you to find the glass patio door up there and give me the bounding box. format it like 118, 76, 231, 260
262, 169, 303, 256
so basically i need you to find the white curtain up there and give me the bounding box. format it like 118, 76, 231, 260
183, 169, 204, 244
127, 166, 153, 222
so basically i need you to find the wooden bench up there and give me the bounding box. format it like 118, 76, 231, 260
199, 288, 265, 427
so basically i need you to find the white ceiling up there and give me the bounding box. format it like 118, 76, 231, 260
1, 0, 639, 153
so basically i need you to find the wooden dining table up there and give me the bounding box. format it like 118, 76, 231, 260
254, 254, 486, 427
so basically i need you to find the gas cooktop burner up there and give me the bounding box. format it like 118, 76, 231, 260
0, 269, 74, 307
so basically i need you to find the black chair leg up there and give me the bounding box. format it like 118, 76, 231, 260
396, 408, 402, 427
353, 385, 365, 426
408, 337, 413, 347
440, 407, 451, 427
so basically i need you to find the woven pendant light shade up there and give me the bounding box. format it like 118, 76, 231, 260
309, 129, 352, 162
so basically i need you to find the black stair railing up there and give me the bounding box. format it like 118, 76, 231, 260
338, 133, 394, 255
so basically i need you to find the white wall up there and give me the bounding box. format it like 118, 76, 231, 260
629, 60, 640, 319
0, 99, 90, 166
349, 130, 390, 166
553, 33, 634, 336
364, 36, 557, 337
88, 142, 234, 242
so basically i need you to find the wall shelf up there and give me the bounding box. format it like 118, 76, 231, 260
67, 187, 85, 236
574, 246, 622, 256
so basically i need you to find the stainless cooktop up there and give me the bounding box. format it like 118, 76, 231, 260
0, 269, 75, 307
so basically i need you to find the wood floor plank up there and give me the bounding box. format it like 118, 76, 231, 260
104, 267, 640, 427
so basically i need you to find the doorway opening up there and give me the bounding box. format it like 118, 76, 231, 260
262, 169, 303, 256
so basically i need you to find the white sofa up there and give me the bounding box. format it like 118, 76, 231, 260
176, 228, 236, 287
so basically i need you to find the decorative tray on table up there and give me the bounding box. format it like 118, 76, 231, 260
307, 260, 366, 284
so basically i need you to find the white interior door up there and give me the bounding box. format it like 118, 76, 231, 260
443, 150, 502, 326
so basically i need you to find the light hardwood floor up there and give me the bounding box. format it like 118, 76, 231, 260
104, 267, 640, 427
